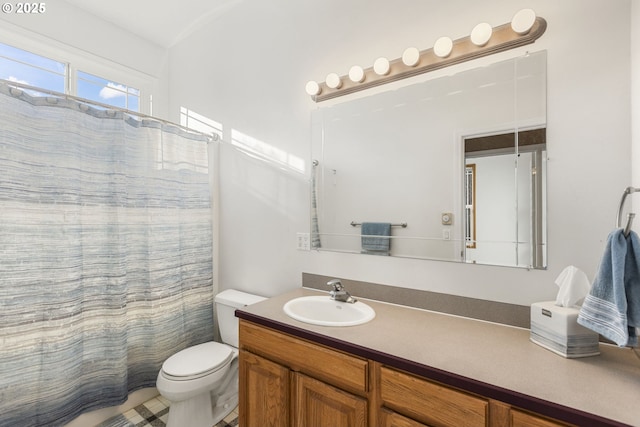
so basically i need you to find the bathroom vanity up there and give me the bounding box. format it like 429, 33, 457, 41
236, 288, 639, 427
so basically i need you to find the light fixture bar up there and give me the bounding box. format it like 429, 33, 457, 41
309, 16, 546, 102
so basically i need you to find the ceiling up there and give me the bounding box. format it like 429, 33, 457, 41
62, 0, 242, 48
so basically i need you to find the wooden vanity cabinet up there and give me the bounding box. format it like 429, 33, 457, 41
377, 365, 574, 427
509, 409, 575, 427
239, 320, 576, 427
378, 403, 573, 427
239, 320, 369, 427
239, 350, 290, 427
293, 372, 368, 427
380, 409, 432, 427
379, 365, 488, 427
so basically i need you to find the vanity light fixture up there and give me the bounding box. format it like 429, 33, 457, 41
325, 72, 342, 89
306, 9, 546, 102
401, 47, 420, 67
348, 65, 365, 83
433, 36, 453, 58
305, 80, 321, 96
511, 8, 537, 35
470, 22, 493, 46
373, 57, 391, 75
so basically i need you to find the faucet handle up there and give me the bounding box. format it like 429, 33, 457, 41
326, 279, 344, 292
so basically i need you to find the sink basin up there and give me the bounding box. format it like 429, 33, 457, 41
283, 296, 375, 326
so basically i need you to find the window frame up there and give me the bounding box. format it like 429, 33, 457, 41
0, 25, 154, 114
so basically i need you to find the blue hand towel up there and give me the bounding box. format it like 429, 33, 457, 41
578, 229, 640, 347
361, 222, 391, 255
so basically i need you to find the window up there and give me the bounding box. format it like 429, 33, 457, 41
77, 71, 139, 111
0, 41, 144, 112
0, 41, 65, 92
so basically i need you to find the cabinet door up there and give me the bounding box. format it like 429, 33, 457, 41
510, 409, 574, 427
293, 372, 367, 427
239, 350, 290, 427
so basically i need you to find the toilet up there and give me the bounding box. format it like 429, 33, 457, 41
156, 289, 266, 427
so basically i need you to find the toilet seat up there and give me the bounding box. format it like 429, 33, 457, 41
161, 342, 234, 381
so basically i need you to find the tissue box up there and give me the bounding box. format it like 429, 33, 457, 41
530, 301, 600, 358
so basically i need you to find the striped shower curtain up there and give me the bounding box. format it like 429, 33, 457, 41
311, 160, 321, 249
0, 83, 215, 426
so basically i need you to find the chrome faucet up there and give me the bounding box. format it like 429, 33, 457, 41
326, 279, 357, 304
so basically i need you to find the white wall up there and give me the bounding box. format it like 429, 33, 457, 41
634, 2, 640, 195
169, 0, 632, 305
0, 1, 633, 305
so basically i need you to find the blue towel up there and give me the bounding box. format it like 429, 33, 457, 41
578, 229, 640, 347
361, 222, 391, 255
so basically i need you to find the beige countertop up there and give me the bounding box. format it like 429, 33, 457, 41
236, 288, 640, 427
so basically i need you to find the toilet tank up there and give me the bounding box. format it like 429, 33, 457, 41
214, 289, 266, 348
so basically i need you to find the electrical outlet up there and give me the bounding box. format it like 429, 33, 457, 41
297, 232, 310, 251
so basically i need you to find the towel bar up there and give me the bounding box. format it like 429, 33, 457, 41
350, 221, 407, 228
616, 186, 640, 236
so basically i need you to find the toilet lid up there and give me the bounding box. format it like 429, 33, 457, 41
162, 342, 233, 378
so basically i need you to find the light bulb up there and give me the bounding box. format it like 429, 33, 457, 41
511, 9, 536, 35
305, 80, 321, 96
325, 73, 342, 89
470, 22, 492, 46
373, 57, 390, 76
348, 65, 365, 83
402, 47, 420, 67
433, 37, 453, 58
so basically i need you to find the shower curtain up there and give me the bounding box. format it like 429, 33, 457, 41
0, 83, 215, 426
311, 160, 321, 249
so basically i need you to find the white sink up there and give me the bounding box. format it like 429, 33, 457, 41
283, 296, 375, 327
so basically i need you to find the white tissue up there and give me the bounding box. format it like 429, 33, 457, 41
554, 265, 591, 307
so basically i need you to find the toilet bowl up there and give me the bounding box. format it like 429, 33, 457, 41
156, 289, 266, 427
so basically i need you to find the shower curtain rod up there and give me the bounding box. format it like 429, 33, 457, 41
1, 79, 219, 142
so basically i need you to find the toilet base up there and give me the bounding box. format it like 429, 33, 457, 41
211, 392, 238, 425
166, 392, 214, 427
165, 389, 238, 427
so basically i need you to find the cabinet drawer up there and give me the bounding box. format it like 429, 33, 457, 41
380, 409, 431, 427
239, 320, 368, 394
510, 408, 575, 427
380, 366, 488, 427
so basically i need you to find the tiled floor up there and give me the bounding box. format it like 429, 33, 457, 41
98, 395, 238, 427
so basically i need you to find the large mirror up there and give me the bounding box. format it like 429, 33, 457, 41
310, 51, 547, 269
